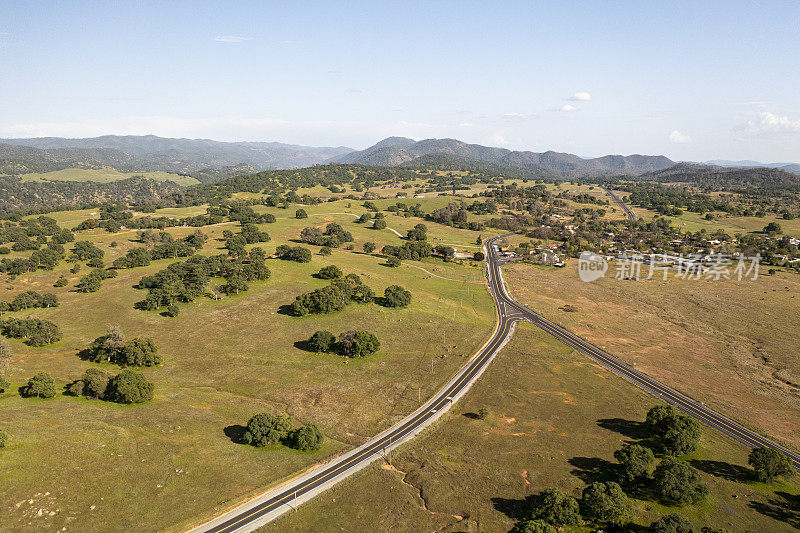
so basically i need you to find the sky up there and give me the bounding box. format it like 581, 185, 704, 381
1, 1, 799, 162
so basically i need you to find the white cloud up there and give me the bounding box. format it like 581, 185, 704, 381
214, 35, 252, 43
568, 92, 591, 101
743, 111, 800, 135
502, 112, 529, 121
459, 122, 474, 127
345, 88, 364, 93
559, 104, 576, 112
669, 130, 692, 143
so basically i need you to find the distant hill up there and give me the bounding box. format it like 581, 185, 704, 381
1, 135, 354, 178
330, 137, 674, 177
706, 159, 800, 176
642, 163, 800, 189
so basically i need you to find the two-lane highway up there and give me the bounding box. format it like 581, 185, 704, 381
193, 238, 520, 533
192, 234, 797, 532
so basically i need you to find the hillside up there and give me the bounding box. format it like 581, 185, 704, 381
1, 135, 354, 176
331, 137, 675, 177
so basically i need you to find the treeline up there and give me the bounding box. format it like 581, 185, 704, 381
1, 317, 62, 346
0, 290, 59, 313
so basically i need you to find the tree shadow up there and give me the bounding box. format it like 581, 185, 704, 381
75, 348, 94, 361
690, 459, 753, 483
293, 339, 317, 352
491, 495, 534, 522
224, 424, 248, 444
277, 304, 296, 316
462, 412, 480, 420
749, 491, 800, 529
568, 456, 619, 484
597, 418, 647, 440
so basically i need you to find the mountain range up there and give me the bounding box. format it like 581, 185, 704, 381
329, 136, 675, 177
0, 135, 354, 177
2, 135, 798, 189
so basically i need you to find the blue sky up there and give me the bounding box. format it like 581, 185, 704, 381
1, 1, 799, 161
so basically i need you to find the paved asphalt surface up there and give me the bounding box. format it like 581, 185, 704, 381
194, 234, 798, 532
603, 186, 638, 221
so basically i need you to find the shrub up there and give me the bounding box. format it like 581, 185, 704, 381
477, 407, 489, 420
387, 256, 401, 267
363, 242, 376, 254
650, 513, 693, 533
748, 447, 795, 482
21, 371, 57, 398
372, 219, 387, 230
106, 369, 154, 404
275, 245, 312, 263
531, 488, 581, 526
337, 330, 380, 357
383, 285, 411, 307
510, 520, 556, 533
614, 444, 655, 483
0, 375, 10, 393
243, 413, 294, 446
0, 429, 7, 448
316, 265, 343, 279
295, 209, 308, 219
80, 368, 112, 399
308, 330, 336, 352
293, 423, 323, 451
580, 481, 631, 526
653, 460, 709, 505
165, 304, 180, 317
473, 251, 485, 261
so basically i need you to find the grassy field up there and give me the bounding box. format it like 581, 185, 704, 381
16, 167, 199, 186
262, 324, 799, 532
503, 260, 800, 452
0, 199, 498, 531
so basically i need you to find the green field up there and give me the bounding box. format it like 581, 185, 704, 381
16, 167, 199, 186
0, 198, 498, 532
263, 324, 799, 532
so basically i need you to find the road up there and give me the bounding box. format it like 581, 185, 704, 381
603, 186, 638, 221
192, 234, 798, 532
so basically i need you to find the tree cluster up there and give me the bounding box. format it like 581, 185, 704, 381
289, 274, 374, 316
242, 412, 323, 451
136, 248, 270, 310
0, 290, 59, 313
68, 367, 154, 404
83, 327, 161, 367
275, 245, 312, 263
2, 318, 62, 346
